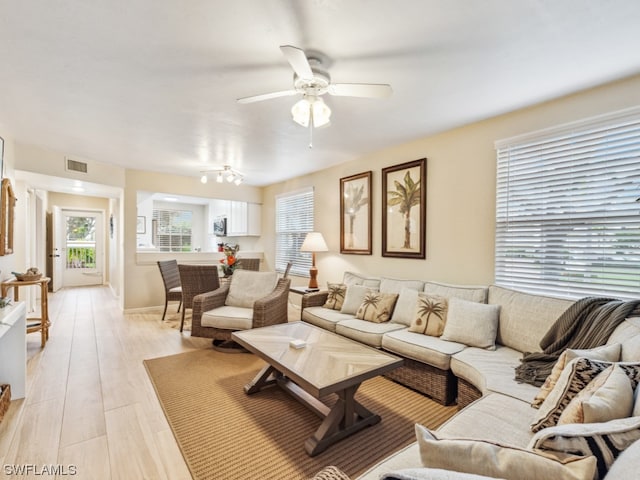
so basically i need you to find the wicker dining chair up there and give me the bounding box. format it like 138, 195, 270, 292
236, 257, 260, 271
157, 260, 182, 321
177, 264, 220, 332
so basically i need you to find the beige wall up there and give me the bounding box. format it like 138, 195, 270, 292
264, 74, 640, 289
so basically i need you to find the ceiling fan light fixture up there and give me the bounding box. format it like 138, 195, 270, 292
291, 96, 331, 128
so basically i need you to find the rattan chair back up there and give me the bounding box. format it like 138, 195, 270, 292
178, 264, 220, 332
236, 258, 260, 271
157, 260, 183, 321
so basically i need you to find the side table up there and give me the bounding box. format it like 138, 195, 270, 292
1, 277, 51, 348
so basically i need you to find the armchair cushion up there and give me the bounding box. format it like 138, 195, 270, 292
225, 271, 278, 308
201, 306, 253, 330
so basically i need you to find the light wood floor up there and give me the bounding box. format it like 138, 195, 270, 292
0, 285, 213, 480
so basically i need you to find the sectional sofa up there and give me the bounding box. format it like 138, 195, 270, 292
302, 272, 640, 480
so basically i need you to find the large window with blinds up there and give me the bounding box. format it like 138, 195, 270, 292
152, 208, 193, 252
275, 188, 314, 276
495, 108, 640, 300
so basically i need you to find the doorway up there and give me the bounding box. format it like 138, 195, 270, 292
53, 209, 104, 288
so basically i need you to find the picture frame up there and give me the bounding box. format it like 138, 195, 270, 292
0, 136, 4, 179
137, 216, 146, 234
340, 171, 372, 255
382, 158, 426, 258
0, 178, 16, 256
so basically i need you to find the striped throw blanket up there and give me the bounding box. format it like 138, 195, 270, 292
515, 297, 640, 386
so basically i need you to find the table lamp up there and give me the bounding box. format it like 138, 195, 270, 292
300, 232, 328, 289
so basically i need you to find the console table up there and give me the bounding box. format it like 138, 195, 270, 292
0, 302, 27, 399
1, 277, 51, 348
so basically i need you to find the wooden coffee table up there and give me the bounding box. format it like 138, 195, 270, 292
232, 321, 402, 456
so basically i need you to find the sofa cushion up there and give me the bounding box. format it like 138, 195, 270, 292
530, 417, 640, 479
441, 299, 500, 350
558, 365, 633, 425
323, 283, 346, 310
415, 425, 596, 480
438, 393, 537, 448
391, 288, 421, 326
356, 443, 423, 480
408, 294, 448, 337
343, 271, 381, 289
336, 319, 405, 348
302, 306, 354, 333
422, 282, 488, 304
201, 305, 253, 330
607, 316, 640, 361
382, 329, 466, 370
225, 270, 277, 308
451, 347, 540, 402
488, 285, 573, 353
532, 343, 622, 408
380, 277, 425, 294
355, 292, 399, 323
341, 285, 378, 314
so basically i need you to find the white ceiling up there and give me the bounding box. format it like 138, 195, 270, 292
1, 0, 640, 187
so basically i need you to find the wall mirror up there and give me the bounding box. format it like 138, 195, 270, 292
0, 178, 16, 255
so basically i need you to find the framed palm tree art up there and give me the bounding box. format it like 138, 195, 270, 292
382, 158, 426, 258
340, 171, 372, 254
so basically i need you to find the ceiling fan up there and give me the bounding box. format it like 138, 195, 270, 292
237, 45, 392, 136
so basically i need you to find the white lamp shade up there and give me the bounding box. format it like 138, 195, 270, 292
300, 232, 329, 252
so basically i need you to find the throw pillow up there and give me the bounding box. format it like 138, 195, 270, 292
532, 343, 621, 408
408, 294, 448, 336
529, 416, 640, 479
355, 291, 399, 323
390, 287, 420, 326
381, 469, 501, 479
224, 270, 278, 308
340, 285, 377, 314
558, 365, 633, 425
415, 424, 596, 480
531, 357, 640, 433
440, 298, 500, 350
633, 385, 640, 417
323, 283, 347, 310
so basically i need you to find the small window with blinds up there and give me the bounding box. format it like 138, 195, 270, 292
275, 187, 314, 276
495, 107, 640, 300
152, 208, 193, 252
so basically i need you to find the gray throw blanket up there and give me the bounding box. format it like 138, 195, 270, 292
515, 296, 640, 386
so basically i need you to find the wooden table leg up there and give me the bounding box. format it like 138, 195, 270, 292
243, 365, 282, 394
304, 383, 380, 456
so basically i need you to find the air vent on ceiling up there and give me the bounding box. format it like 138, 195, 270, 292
65, 157, 88, 174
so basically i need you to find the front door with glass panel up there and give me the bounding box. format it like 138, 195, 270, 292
62, 210, 104, 287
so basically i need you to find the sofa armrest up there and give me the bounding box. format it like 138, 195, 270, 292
252, 278, 291, 329
302, 291, 329, 309
192, 285, 229, 330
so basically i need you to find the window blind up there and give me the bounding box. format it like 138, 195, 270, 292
153, 208, 193, 252
275, 187, 314, 276
495, 107, 640, 300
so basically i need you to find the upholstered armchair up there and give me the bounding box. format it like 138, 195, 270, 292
191, 270, 291, 349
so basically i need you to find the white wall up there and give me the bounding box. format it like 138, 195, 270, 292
263, 74, 640, 290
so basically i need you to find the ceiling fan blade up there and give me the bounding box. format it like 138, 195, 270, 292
237, 89, 298, 104
280, 45, 313, 80
328, 83, 393, 98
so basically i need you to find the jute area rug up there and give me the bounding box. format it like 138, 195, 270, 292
144, 349, 457, 480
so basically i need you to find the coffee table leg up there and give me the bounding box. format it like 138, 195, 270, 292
244, 364, 282, 394
304, 383, 380, 456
